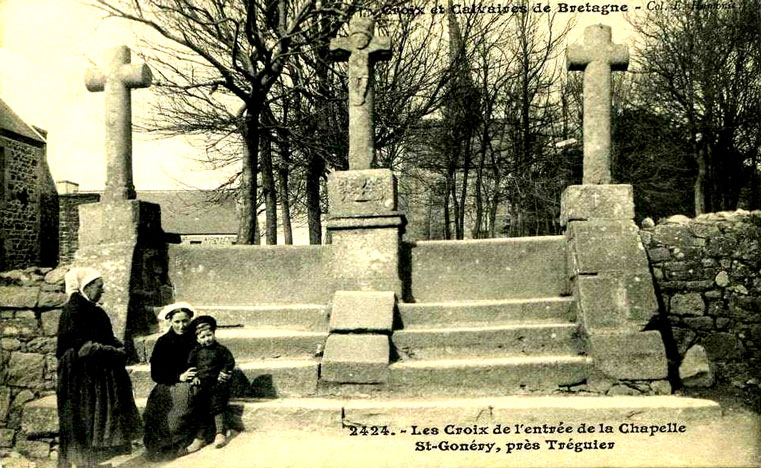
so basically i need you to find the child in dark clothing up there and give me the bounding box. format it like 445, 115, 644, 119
185, 316, 235, 452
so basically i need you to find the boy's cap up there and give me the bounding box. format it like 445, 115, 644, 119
189, 315, 217, 334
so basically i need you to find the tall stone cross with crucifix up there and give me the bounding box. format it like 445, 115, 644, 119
85, 45, 152, 201
567, 24, 629, 185
330, 13, 391, 170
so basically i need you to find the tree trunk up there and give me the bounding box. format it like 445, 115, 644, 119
237, 106, 261, 245
277, 105, 293, 245
260, 124, 278, 245
306, 151, 324, 244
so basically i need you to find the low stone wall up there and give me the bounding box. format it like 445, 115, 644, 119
641, 211, 761, 393
0, 266, 67, 465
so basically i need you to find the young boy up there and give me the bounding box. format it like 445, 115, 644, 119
185, 316, 235, 452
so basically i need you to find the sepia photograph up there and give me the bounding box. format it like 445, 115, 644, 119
0, 0, 759, 467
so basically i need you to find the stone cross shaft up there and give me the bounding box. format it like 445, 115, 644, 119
330, 14, 391, 170
85, 45, 152, 201
567, 24, 628, 185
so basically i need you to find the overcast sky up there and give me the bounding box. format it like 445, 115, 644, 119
0, 0, 636, 191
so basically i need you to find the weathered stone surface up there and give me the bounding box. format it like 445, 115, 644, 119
36, 291, 66, 308
715, 271, 730, 287
684, 317, 714, 331
6, 353, 45, 388
330, 14, 391, 170
0, 287, 40, 308
12, 390, 35, 410
0, 387, 11, 421
16, 438, 50, 459
43, 267, 68, 285
330, 291, 395, 333
2, 338, 21, 351
568, 221, 649, 274
40, 310, 62, 337
1, 452, 35, 468
566, 25, 628, 184
647, 247, 670, 262
24, 337, 55, 354
0, 428, 15, 447
575, 276, 627, 331
328, 170, 397, 217
20, 398, 58, 437
641, 217, 655, 229
607, 384, 639, 396
321, 334, 390, 383
680, 345, 714, 387
703, 333, 744, 360
589, 331, 668, 380
670, 293, 705, 316
651, 379, 672, 395
559, 185, 634, 225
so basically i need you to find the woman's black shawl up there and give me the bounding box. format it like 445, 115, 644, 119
56, 292, 141, 468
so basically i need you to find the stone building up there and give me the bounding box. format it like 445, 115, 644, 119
0, 98, 58, 270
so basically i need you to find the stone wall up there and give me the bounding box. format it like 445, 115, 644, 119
58, 193, 100, 264
0, 265, 67, 463
641, 211, 761, 393
0, 136, 51, 270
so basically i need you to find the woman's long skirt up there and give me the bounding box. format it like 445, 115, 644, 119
143, 381, 196, 460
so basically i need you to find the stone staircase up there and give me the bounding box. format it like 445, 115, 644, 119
129, 235, 591, 400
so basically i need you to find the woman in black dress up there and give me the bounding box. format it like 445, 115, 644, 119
56, 268, 141, 468
142, 302, 200, 460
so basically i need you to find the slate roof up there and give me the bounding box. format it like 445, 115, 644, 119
136, 190, 238, 235
0, 98, 46, 146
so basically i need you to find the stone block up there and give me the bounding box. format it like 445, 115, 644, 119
651, 379, 672, 395
589, 331, 668, 380
6, 353, 45, 388
567, 221, 649, 275
0, 428, 15, 447
40, 310, 62, 337
21, 398, 58, 437
670, 293, 705, 317
330, 291, 395, 333
703, 333, 744, 360
575, 272, 658, 332
680, 345, 714, 387
321, 334, 390, 384
17, 438, 50, 459
37, 292, 66, 308
44, 267, 68, 285
328, 217, 404, 295
560, 184, 634, 226
0, 287, 40, 308
0, 387, 11, 422
328, 169, 397, 217
24, 338, 56, 354
2, 338, 21, 351
79, 200, 161, 246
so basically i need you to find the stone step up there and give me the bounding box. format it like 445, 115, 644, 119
392, 323, 582, 360
135, 328, 328, 363
128, 359, 320, 399
387, 356, 592, 396
406, 236, 570, 302
397, 297, 576, 328
168, 244, 335, 306
194, 304, 329, 331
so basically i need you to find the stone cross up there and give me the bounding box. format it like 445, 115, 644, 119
567, 24, 629, 185
85, 45, 152, 201
330, 14, 391, 170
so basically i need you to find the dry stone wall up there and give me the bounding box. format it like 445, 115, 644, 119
640, 210, 761, 393
0, 266, 67, 464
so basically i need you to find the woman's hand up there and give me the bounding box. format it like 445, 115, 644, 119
179, 367, 197, 383
218, 371, 232, 383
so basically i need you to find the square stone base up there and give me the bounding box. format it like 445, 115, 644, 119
589, 331, 668, 380
330, 291, 395, 333
321, 334, 390, 384
79, 200, 162, 245
328, 169, 397, 217
561, 185, 634, 226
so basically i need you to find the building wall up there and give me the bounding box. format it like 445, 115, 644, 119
0, 136, 57, 270
58, 193, 100, 264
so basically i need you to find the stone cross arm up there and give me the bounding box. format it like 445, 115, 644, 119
567, 24, 629, 71
85, 46, 152, 92
329, 35, 392, 62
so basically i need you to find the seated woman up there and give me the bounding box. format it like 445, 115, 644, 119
57, 268, 142, 468
143, 302, 207, 460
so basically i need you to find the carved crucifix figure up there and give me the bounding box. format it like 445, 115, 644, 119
567, 24, 628, 185
85, 45, 152, 201
330, 14, 391, 170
